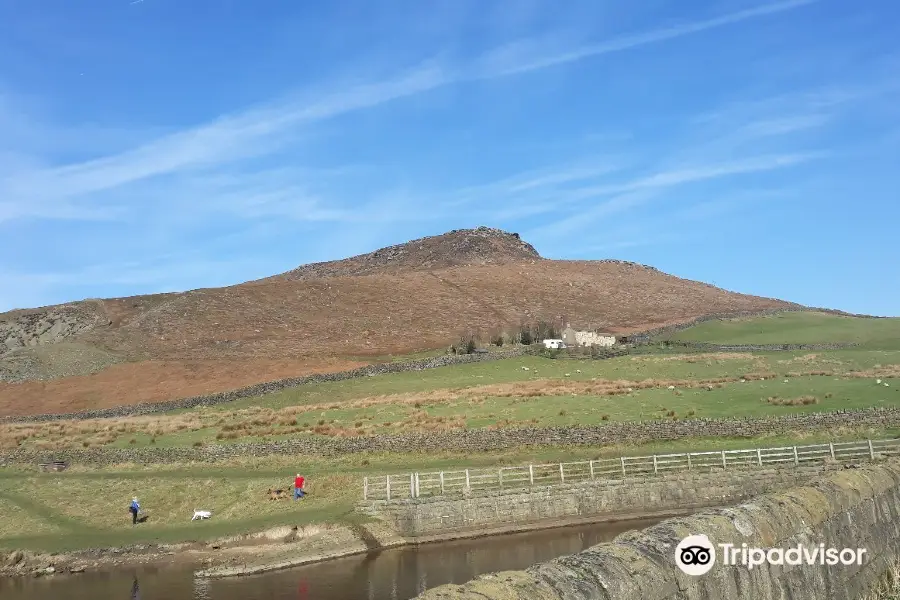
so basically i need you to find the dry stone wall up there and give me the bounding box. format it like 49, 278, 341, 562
0, 348, 528, 424
4, 408, 900, 467
414, 460, 900, 600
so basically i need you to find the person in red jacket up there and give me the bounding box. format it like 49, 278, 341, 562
294, 474, 306, 499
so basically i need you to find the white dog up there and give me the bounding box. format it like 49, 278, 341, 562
191, 510, 212, 521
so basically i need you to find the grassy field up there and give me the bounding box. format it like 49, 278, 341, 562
1, 312, 898, 553
2, 426, 898, 553
667, 312, 900, 349
4, 348, 899, 450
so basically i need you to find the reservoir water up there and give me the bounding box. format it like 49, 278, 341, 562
0, 517, 661, 600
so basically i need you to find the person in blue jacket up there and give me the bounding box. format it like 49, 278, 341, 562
129, 497, 140, 526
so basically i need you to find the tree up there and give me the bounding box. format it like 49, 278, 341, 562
465, 338, 477, 354
520, 328, 533, 345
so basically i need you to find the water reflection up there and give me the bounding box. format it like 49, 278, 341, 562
0, 518, 661, 600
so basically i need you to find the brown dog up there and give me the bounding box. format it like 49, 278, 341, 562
267, 488, 287, 500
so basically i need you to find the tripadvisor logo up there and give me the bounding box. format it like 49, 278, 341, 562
675, 534, 716, 576
674, 534, 868, 576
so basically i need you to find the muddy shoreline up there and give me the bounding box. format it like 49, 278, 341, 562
1, 510, 685, 581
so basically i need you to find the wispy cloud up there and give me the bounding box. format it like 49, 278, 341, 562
0, 0, 820, 227
471, 0, 819, 78
1, 0, 897, 313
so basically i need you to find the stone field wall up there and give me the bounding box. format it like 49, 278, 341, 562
4, 408, 900, 467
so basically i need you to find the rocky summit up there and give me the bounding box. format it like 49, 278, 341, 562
269, 226, 542, 280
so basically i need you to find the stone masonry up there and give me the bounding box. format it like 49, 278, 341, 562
369, 464, 840, 538
415, 460, 900, 600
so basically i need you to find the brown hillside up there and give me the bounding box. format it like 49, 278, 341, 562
0, 227, 800, 416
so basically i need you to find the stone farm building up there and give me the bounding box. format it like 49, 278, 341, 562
561, 326, 617, 348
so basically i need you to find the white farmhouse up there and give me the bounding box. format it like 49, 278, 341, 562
561, 326, 617, 348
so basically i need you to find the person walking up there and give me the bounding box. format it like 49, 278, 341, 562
294, 474, 306, 499
129, 497, 140, 526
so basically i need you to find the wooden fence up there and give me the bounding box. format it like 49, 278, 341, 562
362, 438, 900, 501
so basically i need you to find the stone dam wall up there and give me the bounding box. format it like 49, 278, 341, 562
367, 463, 840, 539
4, 408, 900, 466
414, 460, 900, 600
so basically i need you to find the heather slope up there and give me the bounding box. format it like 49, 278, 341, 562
0, 227, 801, 415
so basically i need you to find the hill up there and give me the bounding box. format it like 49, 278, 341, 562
0, 227, 802, 417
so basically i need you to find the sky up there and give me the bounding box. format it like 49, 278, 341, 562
1, 0, 898, 316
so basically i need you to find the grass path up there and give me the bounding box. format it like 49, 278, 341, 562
3, 427, 900, 553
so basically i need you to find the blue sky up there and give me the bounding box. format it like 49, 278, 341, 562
1, 0, 898, 316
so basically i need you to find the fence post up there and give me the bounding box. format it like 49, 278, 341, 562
410, 473, 415, 498
621, 457, 626, 477
793, 446, 799, 465
529, 465, 534, 485
386, 476, 391, 501
687, 453, 692, 470
829, 443, 835, 460
499, 469, 503, 489
721, 450, 727, 469
364, 477, 368, 501
653, 455, 658, 474
756, 448, 762, 466
869, 439, 876, 460
559, 463, 565, 483
465, 469, 470, 492
440, 472, 445, 495
589, 460, 595, 479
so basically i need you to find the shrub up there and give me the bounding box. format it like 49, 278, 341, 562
492, 334, 504, 347
765, 395, 819, 406
465, 339, 476, 354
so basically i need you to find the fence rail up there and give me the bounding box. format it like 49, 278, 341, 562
361, 438, 900, 501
